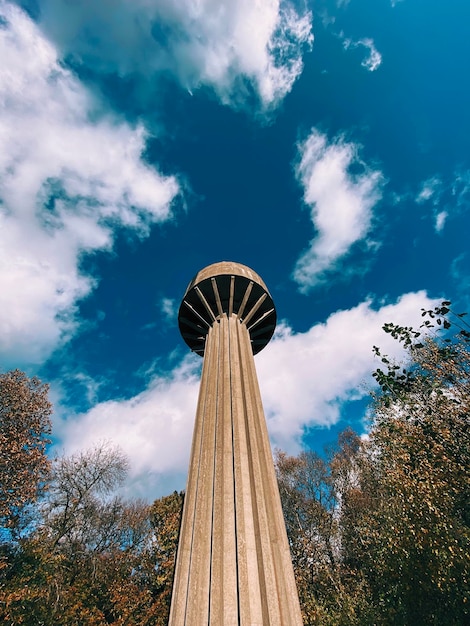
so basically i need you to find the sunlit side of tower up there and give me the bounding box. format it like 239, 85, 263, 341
169, 261, 302, 626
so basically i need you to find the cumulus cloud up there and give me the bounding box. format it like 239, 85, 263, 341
256, 291, 438, 450
56, 290, 438, 498
0, 1, 178, 365
293, 129, 383, 291
54, 354, 201, 498
343, 36, 382, 71
37, 0, 313, 111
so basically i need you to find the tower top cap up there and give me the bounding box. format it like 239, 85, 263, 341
184, 261, 269, 296
178, 261, 276, 356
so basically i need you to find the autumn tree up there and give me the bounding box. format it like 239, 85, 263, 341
0, 370, 52, 534
41, 443, 129, 552
350, 303, 470, 625
276, 434, 374, 626
150, 491, 184, 624
0, 373, 184, 625
38, 444, 164, 624
276, 303, 469, 625
276, 448, 338, 624
0, 444, 163, 625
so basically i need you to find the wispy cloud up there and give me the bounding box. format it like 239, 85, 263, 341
416, 171, 470, 232
55, 290, 438, 499
342, 36, 382, 71
416, 176, 443, 204
0, 1, 179, 366
38, 0, 313, 112
450, 254, 470, 302
452, 170, 470, 209
293, 129, 383, 291
434, 211, 448, 233
160, 298, 177, 324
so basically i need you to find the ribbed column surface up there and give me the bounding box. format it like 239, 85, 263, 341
169, 314, 303, 626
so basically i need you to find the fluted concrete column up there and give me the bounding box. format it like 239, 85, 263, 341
170, 262, 302, 626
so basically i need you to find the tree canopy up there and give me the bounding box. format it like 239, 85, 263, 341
0, 369, 51, 534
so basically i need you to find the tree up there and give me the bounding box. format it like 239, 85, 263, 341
343, 303, 470, 625
150, 491, 184, 624
276, 433, 374, 626
0, 444, 165, 625
0, 384, 183, 625
0, 370, 51, 533
41, 443, 129, 552
275, 303, 469, 625
276, 448, 337, 624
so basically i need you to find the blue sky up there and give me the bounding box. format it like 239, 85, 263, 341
1, 0, 469, 498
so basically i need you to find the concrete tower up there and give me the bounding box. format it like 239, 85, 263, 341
169, 261, 302, 626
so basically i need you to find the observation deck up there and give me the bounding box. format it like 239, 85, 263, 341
178, 261, 277, 356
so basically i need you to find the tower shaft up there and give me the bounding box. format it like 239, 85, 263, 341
169, 314, 302, 625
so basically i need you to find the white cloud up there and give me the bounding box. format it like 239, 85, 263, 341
0, 1, 179, 365
160, 297, 177, 324
451, 170, 470, 208
359, 38, 382, 72
416, 171, 470, 232
293, 129, 383, 291
54, 355, 201, 498
343, 36, 382, 72
38, 0, 313, 111
435, 210, 448, 232
416, 176, 442, 204
56, 290, 438, 498
256, 291, 439, 452
450, 253, 470, 300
